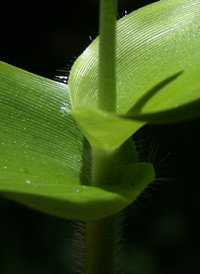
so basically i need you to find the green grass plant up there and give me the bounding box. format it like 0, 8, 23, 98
0, 0, 200, 272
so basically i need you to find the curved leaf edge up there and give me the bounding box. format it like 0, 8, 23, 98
0, 163, 155, 220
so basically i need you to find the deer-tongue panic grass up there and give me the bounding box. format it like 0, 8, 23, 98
0, 0, 200, 273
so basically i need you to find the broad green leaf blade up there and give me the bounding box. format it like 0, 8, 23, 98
1, 162, 155, 220
0, 62, 147, 220
71, 108, 144, 150
123, 70, 200, 123
69, 0, 200, 123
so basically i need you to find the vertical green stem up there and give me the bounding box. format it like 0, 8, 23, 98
85, 216, 116, 274
91, 147, 119, 186
84, 148, 118, 274
98, 0, 117, 112
84, 1, 118, 273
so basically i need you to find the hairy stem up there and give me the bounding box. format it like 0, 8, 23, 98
85, 216, 116, 274
84, 1, 118, 273
84, 148, 118, 274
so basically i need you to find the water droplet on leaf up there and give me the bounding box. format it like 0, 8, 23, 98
60, 102, 69, 116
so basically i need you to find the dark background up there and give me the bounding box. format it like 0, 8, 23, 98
1, 0, 200, 273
